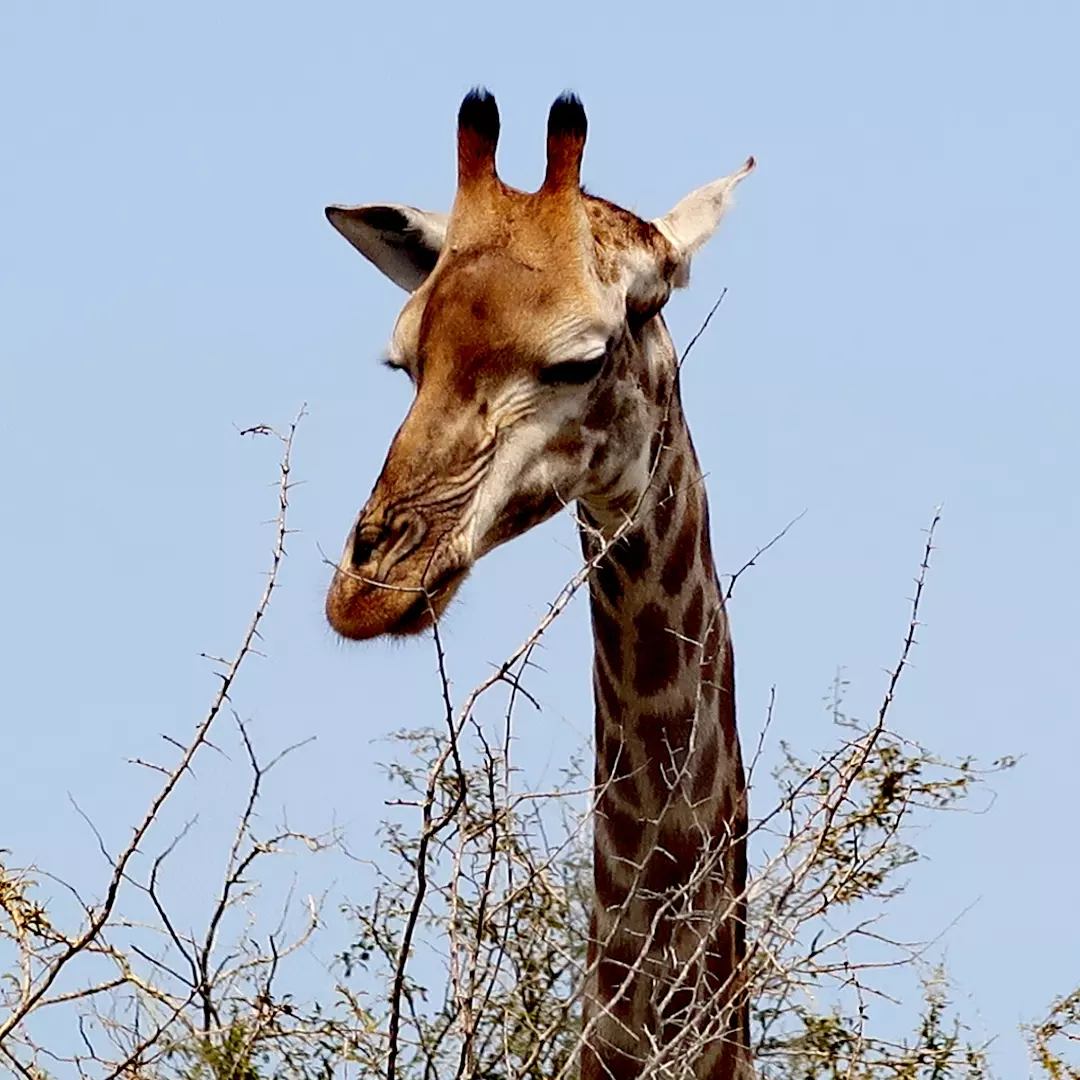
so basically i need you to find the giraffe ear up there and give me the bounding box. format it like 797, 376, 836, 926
652, 157, 755, 287
325, 204, 448, 292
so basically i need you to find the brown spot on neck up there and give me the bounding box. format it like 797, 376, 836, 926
661, 496, 700, 596
633, 602, 682, 697
609, 527, 651, 582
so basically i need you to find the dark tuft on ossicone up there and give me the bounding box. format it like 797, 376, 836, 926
547, 92, 587, 141
458, 87, 500, 143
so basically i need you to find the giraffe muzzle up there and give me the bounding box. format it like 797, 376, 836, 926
326, 508, 470, 640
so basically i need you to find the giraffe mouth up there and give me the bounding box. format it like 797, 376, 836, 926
326, 560, 470, 641
392, 565, 470, 635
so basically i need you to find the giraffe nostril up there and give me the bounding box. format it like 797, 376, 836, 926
349, 513, 426, 574
350, 525, 378, 569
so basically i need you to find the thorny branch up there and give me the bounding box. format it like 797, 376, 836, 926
0, 408, 342, 1075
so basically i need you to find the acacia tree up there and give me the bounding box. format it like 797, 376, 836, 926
1, 399, 1075, 1079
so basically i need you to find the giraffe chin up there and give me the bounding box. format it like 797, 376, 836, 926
325, 565, 469, 641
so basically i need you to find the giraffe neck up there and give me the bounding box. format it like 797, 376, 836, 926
577, 352, 749, 1079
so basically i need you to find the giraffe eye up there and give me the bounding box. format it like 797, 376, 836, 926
538, 355, 605, 387
382, 356, 417, 382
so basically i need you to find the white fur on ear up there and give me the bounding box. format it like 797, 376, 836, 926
653, 157, 755, 286
325, 204, 448, 292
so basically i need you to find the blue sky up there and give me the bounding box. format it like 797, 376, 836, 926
2, 1, 1077, 1072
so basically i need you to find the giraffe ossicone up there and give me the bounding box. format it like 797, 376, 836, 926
325, 89, 754, 1080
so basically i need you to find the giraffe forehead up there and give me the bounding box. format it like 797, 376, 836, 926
386, 189, 664, 370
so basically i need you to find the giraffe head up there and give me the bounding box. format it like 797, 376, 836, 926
325, 90, 752, 640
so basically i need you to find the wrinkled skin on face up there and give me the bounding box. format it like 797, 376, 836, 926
323, 91, 751, 640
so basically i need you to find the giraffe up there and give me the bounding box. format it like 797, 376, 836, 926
324, 90, 754, 1080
